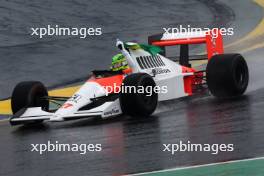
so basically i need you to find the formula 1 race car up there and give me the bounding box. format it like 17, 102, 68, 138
9, 30, 249, 126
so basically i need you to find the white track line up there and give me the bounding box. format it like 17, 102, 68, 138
127, 156, 264, 176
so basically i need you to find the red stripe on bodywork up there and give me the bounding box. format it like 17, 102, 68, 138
152, 37, 206, 46
88, 74, 124, 94
182, 66, 196, 95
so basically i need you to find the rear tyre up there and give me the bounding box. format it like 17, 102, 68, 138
206, 54, 249, 98
11, 81, 49, 114
120, 73, 158, 117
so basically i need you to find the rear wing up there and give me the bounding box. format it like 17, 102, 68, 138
148, 30, 224, 67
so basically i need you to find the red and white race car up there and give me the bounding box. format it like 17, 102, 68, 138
10, 30, 249, 126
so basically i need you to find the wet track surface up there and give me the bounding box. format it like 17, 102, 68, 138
1, 0, 264, 176
1, 89, 264, 176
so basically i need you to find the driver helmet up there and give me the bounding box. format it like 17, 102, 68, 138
111, 53, 128, 71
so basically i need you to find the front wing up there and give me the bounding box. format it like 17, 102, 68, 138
10, 99, 122, 125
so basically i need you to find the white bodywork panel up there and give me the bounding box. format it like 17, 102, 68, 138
127, 46, 189, 101
50, 82, 122, 121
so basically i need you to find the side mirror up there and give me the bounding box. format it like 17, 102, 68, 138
116, 39, 124, 50
117, 44, 123, 50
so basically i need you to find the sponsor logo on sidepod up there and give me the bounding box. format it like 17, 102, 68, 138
153, 68, 171, 75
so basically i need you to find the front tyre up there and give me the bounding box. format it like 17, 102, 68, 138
11, 81, 49, 114
120, 73, 158, 117
206, 54, 249, 98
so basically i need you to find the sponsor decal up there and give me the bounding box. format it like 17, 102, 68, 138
103, 108, 120, 116
62, 103, 73, 109
68, 94, 82, 103
153, 68, 171, 75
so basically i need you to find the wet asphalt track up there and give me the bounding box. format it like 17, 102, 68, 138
1, 0, 264, 176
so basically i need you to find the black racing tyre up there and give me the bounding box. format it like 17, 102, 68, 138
11, 81, 49, 114
120, 73, 158, 117
206, 54, 249, 98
